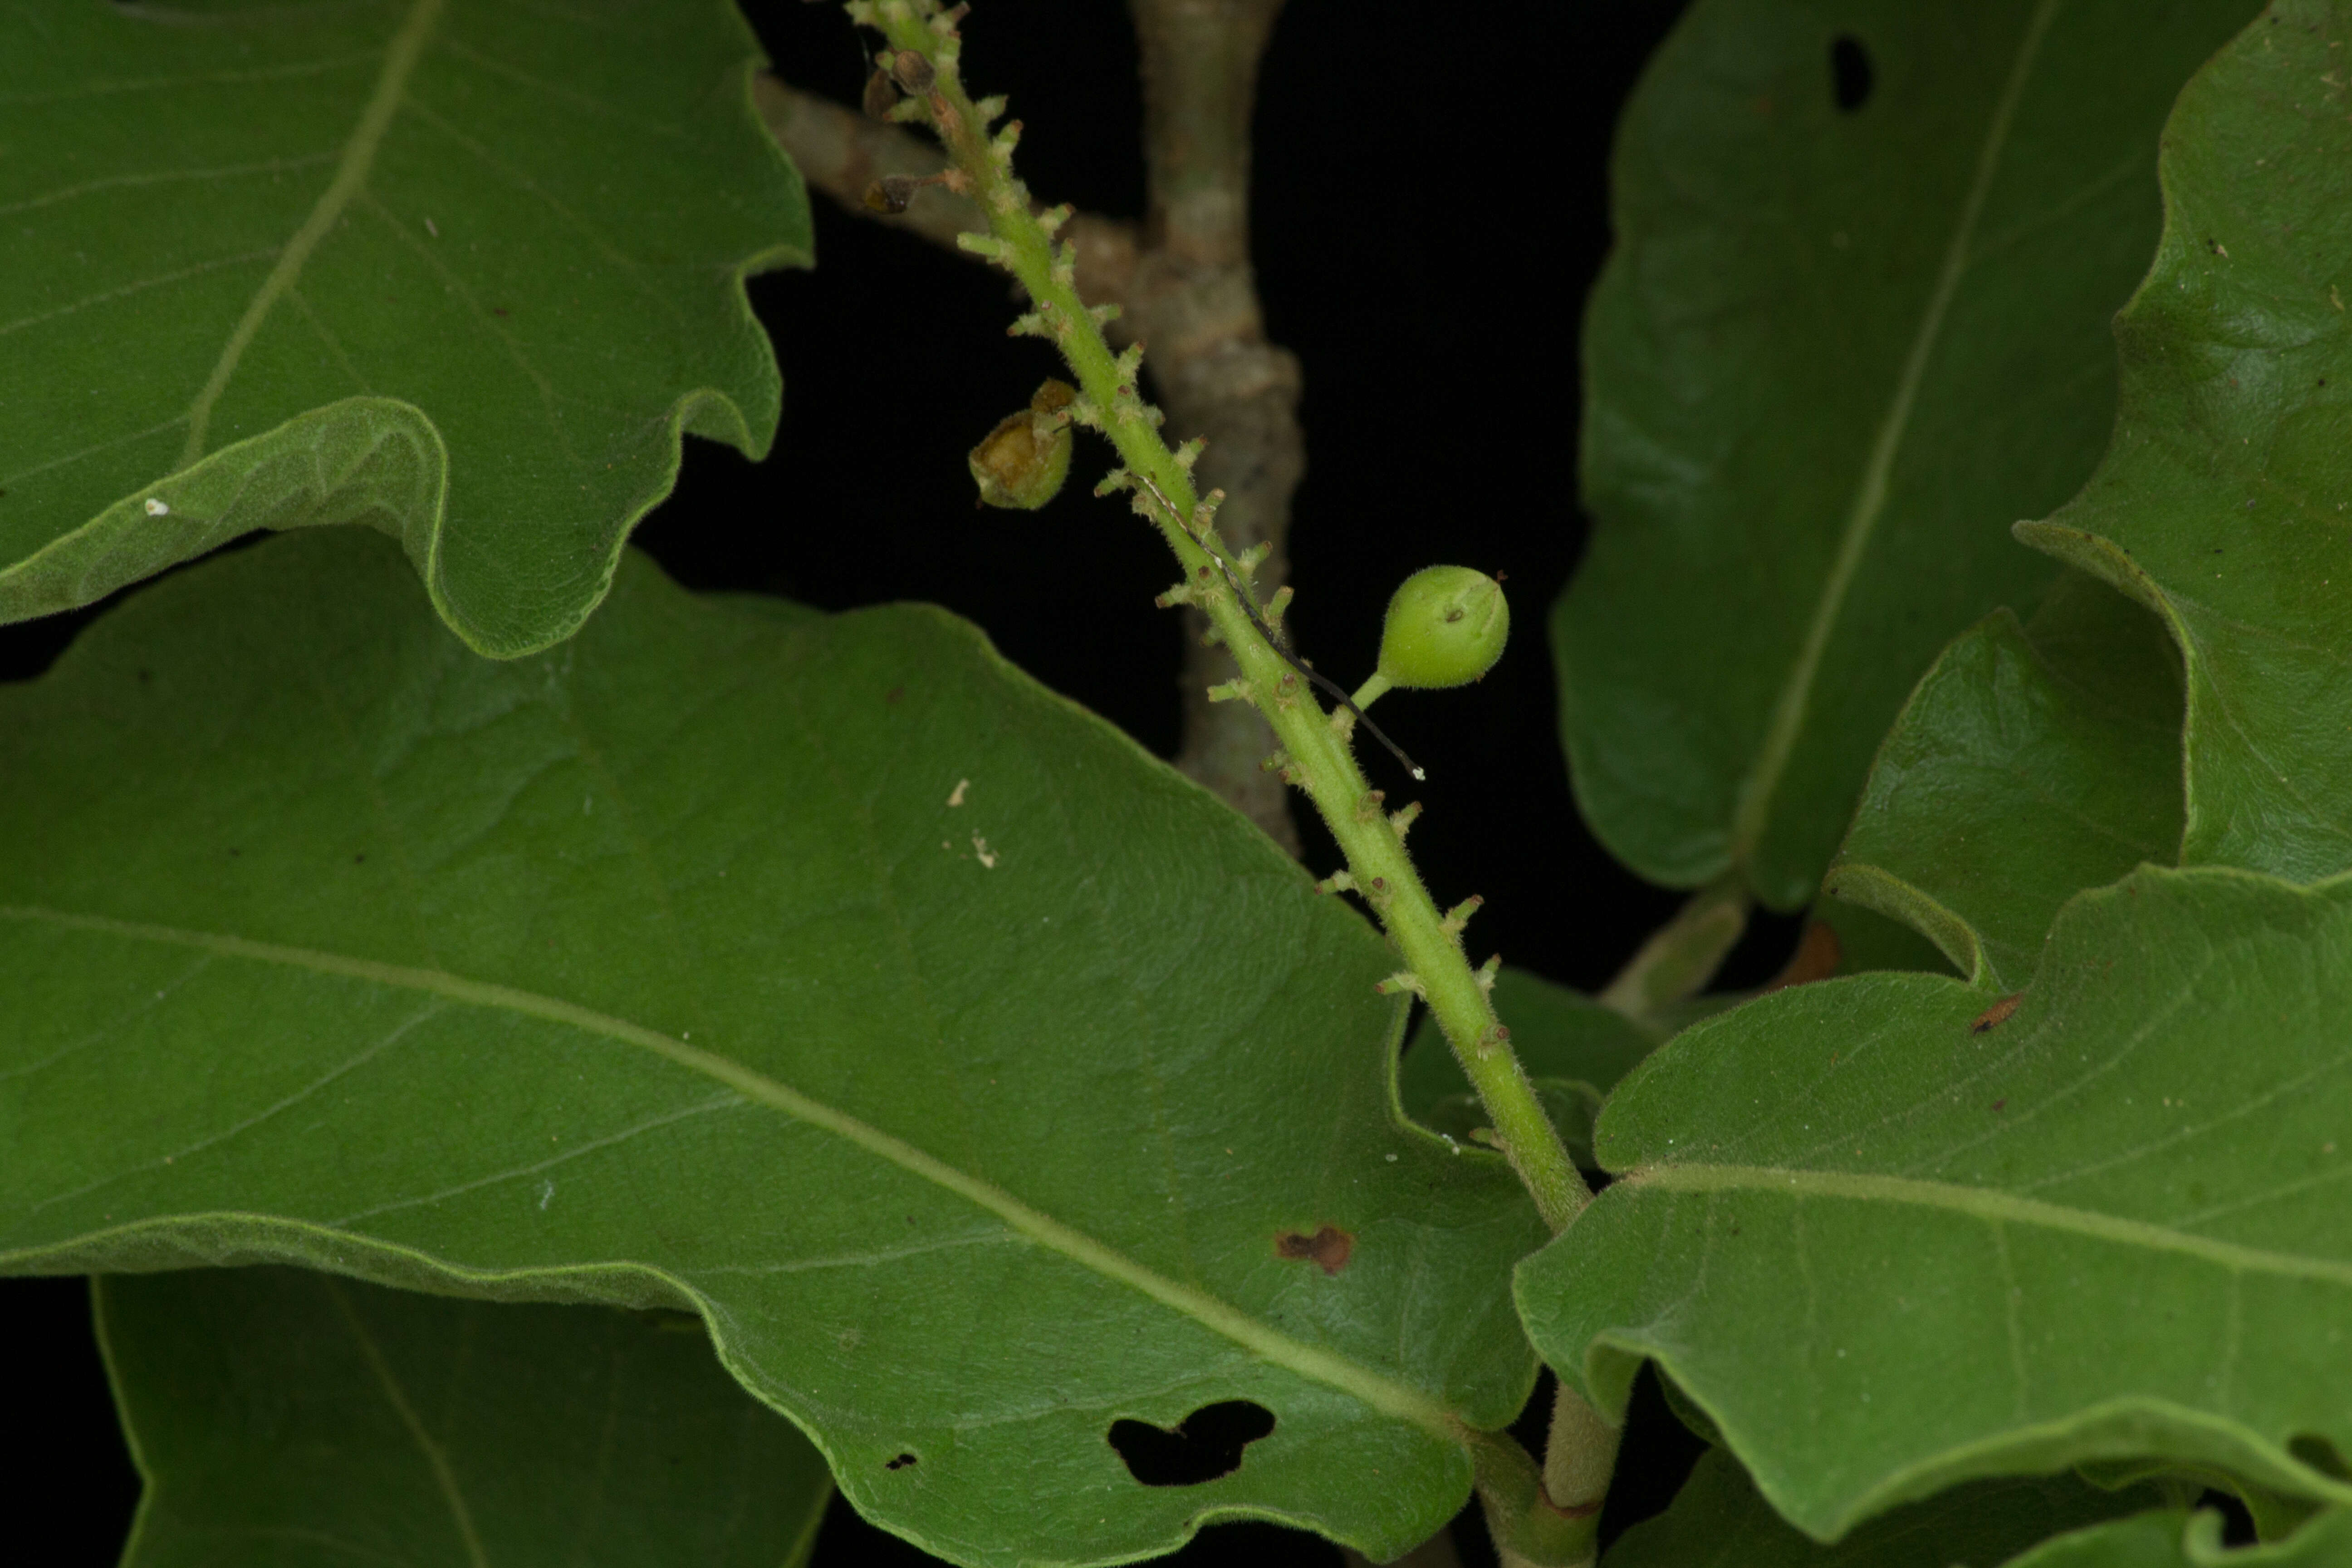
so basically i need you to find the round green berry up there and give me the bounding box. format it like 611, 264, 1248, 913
1376, 566, 1509, 689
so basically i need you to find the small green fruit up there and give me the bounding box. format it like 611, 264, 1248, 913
968, 379, 1075, 510
1377, 566, 1509, 689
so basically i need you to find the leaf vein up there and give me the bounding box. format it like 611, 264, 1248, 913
0, 902, 1463, 1437
1634, 1163, 2352, 1288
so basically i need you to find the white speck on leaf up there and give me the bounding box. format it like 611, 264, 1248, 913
537, 1179, 554, 1211
583, 795, 593, 814
947, 778, 970, 807
425, 216, 440, 238
143, 498, 169, 516
972, 833, 996, 868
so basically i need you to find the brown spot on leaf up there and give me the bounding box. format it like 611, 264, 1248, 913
1971, 992, 2024, 1034
885, 685, 905, 704
1276, 1225, 1353, 1275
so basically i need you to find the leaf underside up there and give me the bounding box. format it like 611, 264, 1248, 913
100, 1268, 834, 1568
0, 0, 809, 657
1556, 0, 2254, 908
0, 531, 1550, 1567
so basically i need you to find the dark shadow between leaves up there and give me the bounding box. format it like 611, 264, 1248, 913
1107, 1401, 1277, 1487
2291, 1434, 2352, 1483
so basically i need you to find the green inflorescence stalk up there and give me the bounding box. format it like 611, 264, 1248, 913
851, 0, 1588, 1236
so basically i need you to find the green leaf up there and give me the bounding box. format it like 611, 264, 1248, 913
2013, 0, 2352, 884
2001, 1507, 2352, 1565
98, 1268, 833, 1568
1399, 968, 1661, 1161
1603, 1447, 2160, 1568
0, 0, 808, 657
1518, 867, 2352, 1541
1555, 0, 2252, 908
0, 530, 1548, 1567
1825, 571, 2185, 989
1814, 897, 1963, 979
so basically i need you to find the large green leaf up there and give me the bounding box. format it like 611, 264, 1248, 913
1556, 0, 2251, 908
0, 531, 1548, 1566
1604, 1448, 2161, 1568
1824, 571, 2185, 989
2002, 1507, 2352, 1565
1519, 867, 2352, 1541
2014, 0, 2352, 884
0, 0, 807, 657
99, 1268, 833, 1568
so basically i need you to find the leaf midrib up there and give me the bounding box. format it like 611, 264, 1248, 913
1634, 1162, 2352, 1287
178, 0, 443, 465
322, 1275, 490, 1568
1729, 0, 2064, 870
0, 903, 1465, 1440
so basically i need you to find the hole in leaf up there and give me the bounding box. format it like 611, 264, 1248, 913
884, 1452, 917, 1471
2200, 1488, 2257, 1546
1107, 1400, 1275, 1486
2292, 1433, 2352, 1481
1830, 35, 1873, 112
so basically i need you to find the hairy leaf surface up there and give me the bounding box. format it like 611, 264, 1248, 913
1520, 867, 2352, 1540
99, 1269, 833, 1568
0, 0, 807, 656
2015, 0, 2352, 883
1603, 1448, 2158, 1568
0, 532, 1548, 1566
1556, 0, 2251, 907
1826, 572, 2185, 989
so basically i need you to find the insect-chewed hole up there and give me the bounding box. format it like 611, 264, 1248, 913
1107, 1401, 1276, 1487
1830, 35, 1873, 112
2292, 1433, 2352, 1481
883, 1452, 918, 1471
2199, 1488, 2258, 1546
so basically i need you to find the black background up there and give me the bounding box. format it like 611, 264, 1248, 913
4, 1, 1758, 1561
